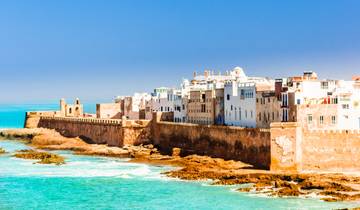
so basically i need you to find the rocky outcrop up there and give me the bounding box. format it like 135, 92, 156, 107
14, 149, 65, 165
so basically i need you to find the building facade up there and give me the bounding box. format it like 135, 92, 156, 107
279, 71, 360, 130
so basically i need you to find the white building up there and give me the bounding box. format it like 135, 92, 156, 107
173, 79, 190, 123
280, 71, 360, 130
114, 92, 151, 120
224, 76, 275, 128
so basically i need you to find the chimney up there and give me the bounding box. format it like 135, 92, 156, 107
275, 79, 283, 101
204, 70, 209, 77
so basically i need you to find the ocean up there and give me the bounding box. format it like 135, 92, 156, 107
0, 104, 359, 210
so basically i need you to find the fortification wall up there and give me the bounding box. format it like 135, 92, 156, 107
271, 122, 360, 172
302, 129, 360, 172
151, 114, 271, 169
270, 122, 302, 172
25, 111, 60, 128
37, 116, 150, 147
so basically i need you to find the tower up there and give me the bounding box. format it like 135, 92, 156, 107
60, 98, 66, 117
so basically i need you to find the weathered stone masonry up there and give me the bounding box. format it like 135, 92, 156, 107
271, 122, 360, 173
151, 113, 271, 169
25, 112, 360, 172
32, 116, 151, 147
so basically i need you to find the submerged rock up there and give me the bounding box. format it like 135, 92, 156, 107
14, 149, 65, 165
0, 148, 5, 154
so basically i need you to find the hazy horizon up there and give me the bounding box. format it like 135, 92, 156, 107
1, 0, 359, 103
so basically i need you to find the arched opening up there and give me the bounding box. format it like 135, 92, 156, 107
69, 108, 72, 114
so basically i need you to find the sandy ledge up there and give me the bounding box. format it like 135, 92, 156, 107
2, 128, 360, 204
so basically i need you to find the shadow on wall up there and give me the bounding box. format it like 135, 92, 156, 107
151, 112, 271, 169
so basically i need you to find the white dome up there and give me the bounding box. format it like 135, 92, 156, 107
231, 66, 246, 78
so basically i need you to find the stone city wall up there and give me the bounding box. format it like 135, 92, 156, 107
35, 116, 150, 147
25, 111, 61, 128
151, 113, 271, 169
271, 122, 360, 173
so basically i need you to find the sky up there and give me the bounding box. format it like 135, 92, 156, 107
0, 0, 359, 103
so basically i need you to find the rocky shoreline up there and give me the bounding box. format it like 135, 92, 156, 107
1, 128, 360, 204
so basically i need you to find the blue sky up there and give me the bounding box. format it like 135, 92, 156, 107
0, 0, 359, 103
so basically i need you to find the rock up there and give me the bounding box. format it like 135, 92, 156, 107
0, 148, 5, 154
238, 187, 252, 192
144, 144, 154, 149
276, 185, 301, 197
172, 148, 181, 157
14, 149, 65, 165
300, 180, 355, 192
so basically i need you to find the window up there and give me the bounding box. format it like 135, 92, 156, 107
321, 81, 329, 89
297, 99, 301, 105
259, 112, 261, 121
227, 94, 230, 100
240, 90, 245, 98
272, 112, 275, 121
231, 105, 233, 111
342, 104, 349, 109
332, 116, 336, 124
245, 110, 247, 118
268, 98, 270, 103
239, 108, 241, 120
320, 116, 324, 124
251, 110, 253, 118
282, 94, 288, 107
307, 114, 313, 124
283, 109, 288, 122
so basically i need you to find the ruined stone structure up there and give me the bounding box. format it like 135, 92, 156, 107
60, 98, 83, 117
271, 122, 360, 173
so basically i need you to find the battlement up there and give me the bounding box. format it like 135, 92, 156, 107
39, 116, 122, 125
26, 111, 60, 117
305, 129, 360, 135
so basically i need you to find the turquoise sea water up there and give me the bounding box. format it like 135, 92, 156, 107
0, 104, 359, 210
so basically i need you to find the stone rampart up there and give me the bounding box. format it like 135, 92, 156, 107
36, 116, 150, 147
151, 113, 271, 169
25, 111, 60, 128
271, 122, 360, 173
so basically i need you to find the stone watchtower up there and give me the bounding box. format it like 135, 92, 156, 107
60, 98, 66, 117
59, 98, 84, 117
